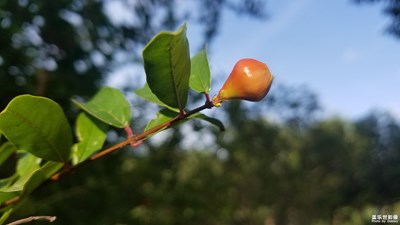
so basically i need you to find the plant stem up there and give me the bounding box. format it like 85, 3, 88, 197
1, 97, 216, 209
51, 97, 215, 180
91, 97, 214, 160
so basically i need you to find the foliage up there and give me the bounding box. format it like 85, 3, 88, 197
1, 1, 400, 224
5, 104, 400, 225
142, 23, 191, 111
0, 95, 72, 162
0, 0, 266, 117
0, 24, 225, 223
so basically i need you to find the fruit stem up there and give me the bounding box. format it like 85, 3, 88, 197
211, 95, 222, 107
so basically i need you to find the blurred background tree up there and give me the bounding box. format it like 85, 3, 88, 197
353, 0, 400, 37
0, 0, 265, 116
1, 0, 400, 224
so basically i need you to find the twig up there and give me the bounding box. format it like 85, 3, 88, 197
54, 96, 215, 177
1, 96, 215, 208
0, 197, 20, 209
6, 216, 56, 225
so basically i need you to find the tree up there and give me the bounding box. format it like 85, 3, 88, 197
353, 0, 400, 37
0, 0, 266, 115
355, 111, 400, 203
0, 21, 276, 223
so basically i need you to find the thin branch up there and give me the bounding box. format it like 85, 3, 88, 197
6, 216, 56, 225
1, 96, 215, 208
0, 197, 20, 209
81, 97, 214, 162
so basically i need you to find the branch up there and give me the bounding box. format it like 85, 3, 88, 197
6, 216, 56, 225
85, 96, 214, 162
51, 96, 215, 180
1, 96, 215, 209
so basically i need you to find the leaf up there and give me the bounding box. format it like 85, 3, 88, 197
144, 109, 179, 132
189, 113, 225, 132
0, 142, 16, 166
0, 188, 18, 206
144, 108, 224, 136
0, 208, 13, 225
11, 153, 41, 191
0, 176, 16, 190
190, 48, 211, 93
0, 95, 72, 162
142, 23, 191, 110
0, 174, 18, 204
72, 87, 131, 128
0, 155, 63, 204
134, 83, 179, 112
71, 113, 108, 165
23, 161, 63, 195
0, 153, 41, 204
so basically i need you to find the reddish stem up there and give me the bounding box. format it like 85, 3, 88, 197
2, 95, 216, 209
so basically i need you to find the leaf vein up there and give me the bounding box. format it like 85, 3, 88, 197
6, 109, 64, 162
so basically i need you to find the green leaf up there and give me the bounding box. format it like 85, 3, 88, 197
0, 188, 18, 206
0, 208, 13, 225
134, 83, 179, 112
23, 161, 63, 195
71, 113, 108, 165
0, 153, 40, 204
0, 95, 72, 162
0, 155, 63, 204
144, 109, 224, 136
142, 23, 191, 110
0, 142, 16, 166
144, 109, 179, 133
0, 173, 18, 204
11, 153, 41, 191
190, 48, 211, 93
189, 113, 225, 132
0, 176, 16, 190
72, 87, 131, 128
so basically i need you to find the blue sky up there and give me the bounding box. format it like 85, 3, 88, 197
186, 0, 400, 119
106, 0, 400, 120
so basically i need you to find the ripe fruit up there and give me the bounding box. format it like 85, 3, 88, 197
212, 58, 273, 106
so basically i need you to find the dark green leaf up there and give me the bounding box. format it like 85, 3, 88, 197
190, 48, 211, 93
0, 95, 72, 162
190, 113, 225, 132
0, 142, 16, 166
71, 113, 108, 165
134, 83, 179, 112
142, 23, 191, 110
72, 87, 131, 128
